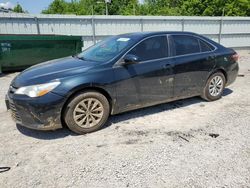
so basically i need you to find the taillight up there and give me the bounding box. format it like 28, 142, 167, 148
231, 53, 239, 62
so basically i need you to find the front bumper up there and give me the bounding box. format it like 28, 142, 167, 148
6, 90, 66, 131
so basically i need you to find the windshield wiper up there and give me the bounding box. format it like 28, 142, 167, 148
72, 55, 85, 61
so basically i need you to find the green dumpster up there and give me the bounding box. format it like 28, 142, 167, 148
0, 35, 83, 72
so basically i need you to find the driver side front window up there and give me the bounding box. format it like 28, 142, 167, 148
128, 36, 169, 62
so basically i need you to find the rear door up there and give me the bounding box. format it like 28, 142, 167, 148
169, 34, 216, 97
114, 35, 174, 112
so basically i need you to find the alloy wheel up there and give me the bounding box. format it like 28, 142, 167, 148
73, 98, 104, 128
208, 75, 224, 97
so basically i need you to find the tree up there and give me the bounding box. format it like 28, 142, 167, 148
13, 3, 25, 13
180, 0, 250, 16
140, 0, 181, 15
42, 0, 250, 16
42, 0, 140, 15
224, 0, 250, 16
42, 0, 68, 14
109, 0, 138, 15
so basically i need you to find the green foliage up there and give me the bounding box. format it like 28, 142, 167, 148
109, 0, 138, 15
42, 0, 139, 15
180, 0, 250, 16
141, 0, 182, 15
42, 0, 68, 14
13, 4, 25, 13
42, 0, 250, 16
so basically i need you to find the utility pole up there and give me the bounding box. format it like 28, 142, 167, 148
91, 5, 94, 16
105, 0, 111, 15
105, 2, 108, 15
218, 8, 225, 44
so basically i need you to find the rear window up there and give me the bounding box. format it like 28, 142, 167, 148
199, 40, 213, 52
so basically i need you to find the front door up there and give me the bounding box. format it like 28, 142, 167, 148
114, 35, 174, 113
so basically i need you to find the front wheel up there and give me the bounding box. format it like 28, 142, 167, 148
64, 91, 110, 134
201, 72, 226, 101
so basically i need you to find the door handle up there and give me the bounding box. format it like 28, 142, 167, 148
207, 55, 215, 60
163, 64, 172, 69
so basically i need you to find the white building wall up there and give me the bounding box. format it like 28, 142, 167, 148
0, 13, 250, 49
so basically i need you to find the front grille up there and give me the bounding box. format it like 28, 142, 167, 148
9, 102, 21, 122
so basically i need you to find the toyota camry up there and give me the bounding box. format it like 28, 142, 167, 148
6, 32, 239, 134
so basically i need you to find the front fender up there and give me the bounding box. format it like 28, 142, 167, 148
52, 68, 116, 112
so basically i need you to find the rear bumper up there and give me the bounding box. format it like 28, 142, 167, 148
6, 91, 65, 131
226, 62, 239, 86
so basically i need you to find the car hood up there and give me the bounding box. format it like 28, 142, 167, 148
12, 56, 98, 88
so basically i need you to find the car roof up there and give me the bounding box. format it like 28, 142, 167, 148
116, 31, 221, 48
117, 31, 198, 40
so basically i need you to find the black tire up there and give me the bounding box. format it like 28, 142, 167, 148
201, 72, 226, 101
63, 91, 110, 134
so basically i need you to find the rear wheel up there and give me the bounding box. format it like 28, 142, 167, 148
201, 72, 226, 101
64, 91, 110, 134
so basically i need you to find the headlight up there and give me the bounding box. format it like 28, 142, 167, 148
15, 81, 61, 98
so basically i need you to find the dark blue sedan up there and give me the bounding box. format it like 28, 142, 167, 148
6, 32, 239, 134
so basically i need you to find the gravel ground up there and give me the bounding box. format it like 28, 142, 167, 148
0, 51, 250, 188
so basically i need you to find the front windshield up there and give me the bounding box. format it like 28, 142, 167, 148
77, 36, 135, 63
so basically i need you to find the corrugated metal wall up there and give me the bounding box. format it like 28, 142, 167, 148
0, 13, 250, 49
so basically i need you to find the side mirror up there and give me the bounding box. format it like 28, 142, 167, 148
122, 54, 139, 65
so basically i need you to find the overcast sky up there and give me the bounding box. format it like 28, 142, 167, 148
0, 0, 144, 14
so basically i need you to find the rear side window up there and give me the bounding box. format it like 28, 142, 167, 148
170, 35, 200, 56
128, 36, 168, 61
199, 40, 212, 52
